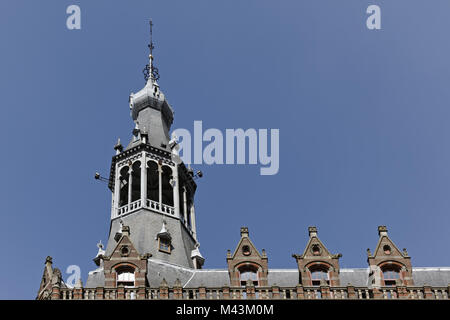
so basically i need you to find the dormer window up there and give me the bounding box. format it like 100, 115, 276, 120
116, 266, 135, 288
310, 266, 329, 286
382, 266, 401, 286
159, 237, 171, 253
157, 221, 172, 254
239, 265, 259, 287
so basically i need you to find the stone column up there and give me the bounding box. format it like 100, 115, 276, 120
183, 187, 188, 225
110, 193, 115, 220
158, 165, 162, 207
128, 167, 133, 206
172, 164, 180, 217
191, 204, 197, 240
113, 163, 121, 218
141, 154, 147, 206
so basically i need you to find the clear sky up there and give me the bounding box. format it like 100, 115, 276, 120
1, 0, 450, 299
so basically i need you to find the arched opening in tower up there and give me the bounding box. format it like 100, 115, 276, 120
119, 166, 129, 207
147, 161, 159, 202
131, 161, 141, 202
161, 165, 174, 206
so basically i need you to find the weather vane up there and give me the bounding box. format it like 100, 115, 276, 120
143, 19, 160, 82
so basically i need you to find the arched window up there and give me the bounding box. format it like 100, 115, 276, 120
161, 166, 174, 206
116, 266, 135, 288
131, 161, 141, 202
239, 265, 259, 287
309, 265, 329, 286
119, 166, 129, 207
147, 161, 159, 202
382, 266, 401, 286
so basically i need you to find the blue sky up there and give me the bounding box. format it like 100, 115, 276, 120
1, 0, 450, 299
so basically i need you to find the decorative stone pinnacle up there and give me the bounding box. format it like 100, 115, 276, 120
308, 226, 318, 237
160, 278, 168, 287
240, 227, 249, 237
122, 225, 130, 236
114, 138, 123, 154
378, 225, 388, 236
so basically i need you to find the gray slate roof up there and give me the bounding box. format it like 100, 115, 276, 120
85, 268, 105, 288
84, 260, 450, 289
412, 267, 450, 286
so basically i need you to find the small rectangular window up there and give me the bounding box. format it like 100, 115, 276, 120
159, 238, 171, 253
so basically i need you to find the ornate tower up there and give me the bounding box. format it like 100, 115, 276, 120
104, 21, 202, 269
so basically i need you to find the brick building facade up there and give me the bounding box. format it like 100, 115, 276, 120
37, 27, 450, 301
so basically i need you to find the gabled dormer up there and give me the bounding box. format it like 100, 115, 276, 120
367, 226, 413, 287
292, 227, 342, 286
103, 225, 150, 288
226, 227, 268, 287
37, 256, 63, 300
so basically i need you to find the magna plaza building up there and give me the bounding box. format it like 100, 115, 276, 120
37, 27, 450, 301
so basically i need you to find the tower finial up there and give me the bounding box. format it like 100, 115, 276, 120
143, 19, 160, 83
149, 19, 154, 57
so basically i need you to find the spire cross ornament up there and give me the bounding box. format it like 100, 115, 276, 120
143, 19, 160, 82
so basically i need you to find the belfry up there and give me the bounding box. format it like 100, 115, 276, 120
105, 20, 201, 270
37, 22, 450, 301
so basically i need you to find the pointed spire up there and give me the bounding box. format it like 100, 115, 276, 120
114, 138, 123, 154
160, 278, 168, 287
143, 19, 160, 83
75, 278, 83, 289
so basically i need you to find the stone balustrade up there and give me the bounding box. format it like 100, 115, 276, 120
57, 284, 450, 300
116, 199, 175, 218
